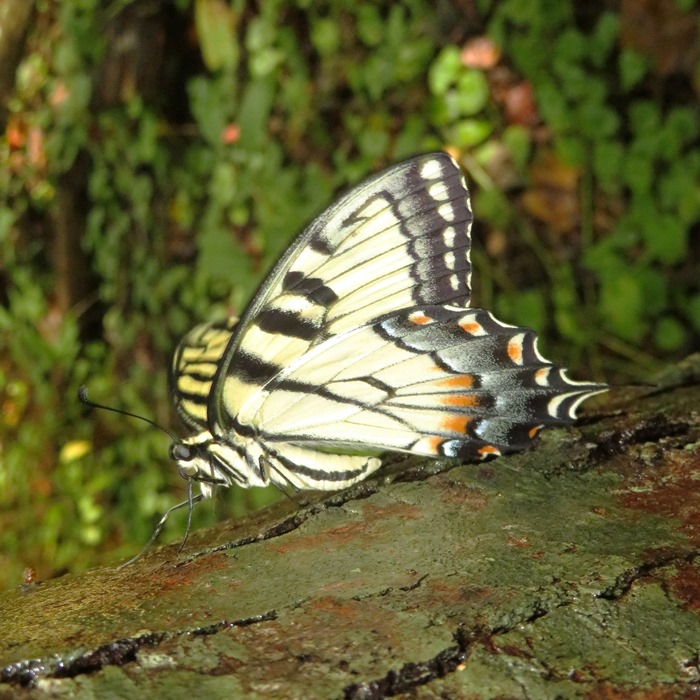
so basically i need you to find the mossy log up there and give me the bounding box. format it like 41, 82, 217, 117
2, 356, 699, 699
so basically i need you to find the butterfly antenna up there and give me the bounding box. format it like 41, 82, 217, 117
78, 385, 179, 443
79, 385, 205, 567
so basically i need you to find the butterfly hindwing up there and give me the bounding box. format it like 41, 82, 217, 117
240, 305, 603, 462
170, 318, 237, 431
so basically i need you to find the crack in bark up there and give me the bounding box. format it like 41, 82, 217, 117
350, 574, 429, 603
0, 610, 277, 688
399, 574, 429, 592
174, 487, 381, 567
587, 416, 692, 463
342, 593, 577, 699
543, 415, 696, 480
343, 625, 478, 699
595, 550, 699, 601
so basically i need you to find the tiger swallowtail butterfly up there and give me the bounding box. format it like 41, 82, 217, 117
169, 152, 605, 498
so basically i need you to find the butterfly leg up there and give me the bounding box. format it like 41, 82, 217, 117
117, 491, 205, 569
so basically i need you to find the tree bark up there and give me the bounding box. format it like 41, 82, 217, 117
1, 356, 699, 699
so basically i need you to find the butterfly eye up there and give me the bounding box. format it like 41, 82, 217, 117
170, 443, 194, 463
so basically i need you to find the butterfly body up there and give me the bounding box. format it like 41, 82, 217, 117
170, 153, 605, 496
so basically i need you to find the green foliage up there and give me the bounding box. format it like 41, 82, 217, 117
429, 46, 492, 148
489, 0, 700, 366
1, 0, 698, 590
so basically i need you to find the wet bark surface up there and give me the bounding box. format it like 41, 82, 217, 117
1, 356, 699, 699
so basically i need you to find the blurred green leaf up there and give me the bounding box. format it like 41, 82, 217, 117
188, 75, 235, 145
579, 103, 619, 141
654, 316, 686, 352
599, 270, 645, 342
356, 5, 383, 46
637, 268, 668, 316
198, 225, 245, 283
358, 124, 390, 159
473, 188, 510, 230
311, 17, 341, 55
619, 49, 650, 91
534, 80, 572, 132
555, 29, 586, 63
593, 139, 623, 192
674, 0, 696, 9
550, 264, 586, 343
394, 114, 429, 158
501, 126, 532, 171
237, 78, 276, 152
210, 161, 238, 208
660, 155, 700, 223
195, 0, 238, 72
455, 69, 489, 115
687, 294, 700, 332
513, 288, 547, 332
428, 45, 461, 95
629, 100, 660, 135
451, 118, 492, 148
556, 134, 586, 165
589, 11, 619, 65
621, 149, 653, 195
643, 214, 688, 264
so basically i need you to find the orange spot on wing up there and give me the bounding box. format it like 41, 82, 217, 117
528, 425, 542, 438
437, 375, 474, 389
535, 368, 548, 381
442, 395, 479, 407
441, 415, 472, 433
417, 436, 443, 454
478, 445, 501, 457
409, 312, 432, 325
459, 320, 482, 334
507, 338, 523, 363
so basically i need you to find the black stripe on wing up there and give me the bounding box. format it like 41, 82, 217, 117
234, 351, 285, 385
256, 308, 320, 340
281, 273, 339, 305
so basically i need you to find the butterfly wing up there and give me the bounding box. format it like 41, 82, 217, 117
208, 153, 473, 438
170, 318, 237, 431
239, 306, 606, 463
171, 152, 604, 493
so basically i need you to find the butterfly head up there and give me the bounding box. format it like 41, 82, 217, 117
169, 442, 200, 479
168, 433, 270, 496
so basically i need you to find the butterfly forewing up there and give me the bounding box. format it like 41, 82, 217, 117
209, 153, 474, 436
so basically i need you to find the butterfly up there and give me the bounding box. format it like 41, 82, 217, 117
169, 152, 605, 501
